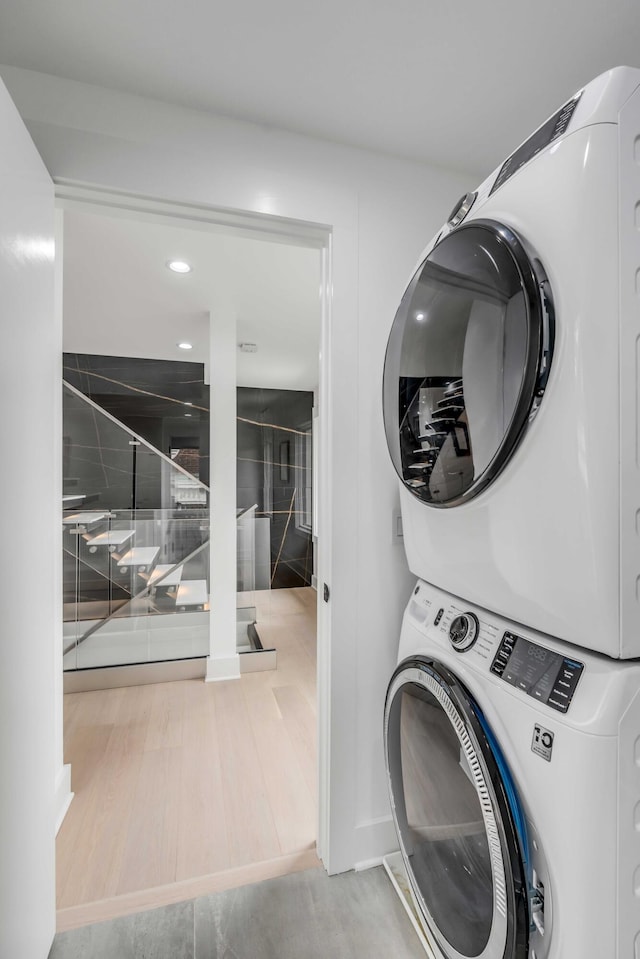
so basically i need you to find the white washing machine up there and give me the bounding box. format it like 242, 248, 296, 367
382, 66, 640, 658
384, 579, 640, 959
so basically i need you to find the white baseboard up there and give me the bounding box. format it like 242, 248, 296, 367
205, 654, 241, 682
355, 855, 386, 871
353, 815, 398, 871
55, 763, 74, 836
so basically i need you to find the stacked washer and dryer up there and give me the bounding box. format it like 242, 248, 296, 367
382, 67, 640, 959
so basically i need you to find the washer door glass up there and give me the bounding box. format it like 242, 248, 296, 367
383, 220, 552, 506
384, 660, 529, 959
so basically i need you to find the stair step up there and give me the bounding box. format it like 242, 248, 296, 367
86, 530, 135, 549
176, 580, 208, 609
117, 547, 160, 570
148, 564, 184, 588
63, 512, 108, 526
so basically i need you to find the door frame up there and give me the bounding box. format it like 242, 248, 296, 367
55, 179, 334, 866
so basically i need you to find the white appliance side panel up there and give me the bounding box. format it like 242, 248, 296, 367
618, 84, 640, 659
401, 124, 622, 657
618, 687, 640, 959
618, 691, 640, 959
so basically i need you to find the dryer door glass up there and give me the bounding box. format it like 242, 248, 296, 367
385, 660, 529, 959
383, 220, 552, 506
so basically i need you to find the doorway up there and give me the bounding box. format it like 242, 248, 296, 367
56, 192, 327, 926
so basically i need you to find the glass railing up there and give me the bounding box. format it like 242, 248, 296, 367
63, 382, 267, 673
236, 503, 268, 654
63, 380, 212, 670
235, 476, 313, 663
63, 507, 211, 669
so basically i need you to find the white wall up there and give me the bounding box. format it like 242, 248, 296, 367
54, 210, 73, 835
1, 65, 473, 874
0, 79, 57, 958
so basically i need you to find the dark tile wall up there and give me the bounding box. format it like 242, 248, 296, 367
238, 387, 313, 589
63, 353, 210, 490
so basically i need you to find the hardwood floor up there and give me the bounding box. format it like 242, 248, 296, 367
57, 587, 319, 929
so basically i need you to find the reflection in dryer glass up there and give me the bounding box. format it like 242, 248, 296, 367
384, 225, 531, 504
397, 684, 493, 955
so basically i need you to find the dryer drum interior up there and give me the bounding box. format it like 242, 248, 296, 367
384, 659, 530, 959
382, 220, 554, 507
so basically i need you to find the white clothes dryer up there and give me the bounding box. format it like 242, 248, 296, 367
384, 579, 640, 959
383, 66, 640, 658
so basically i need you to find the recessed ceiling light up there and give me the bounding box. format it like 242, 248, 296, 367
184, 413, 192, 417
177, 342, 193, 350
415, 312, 426, 321
167, 260, 192, 274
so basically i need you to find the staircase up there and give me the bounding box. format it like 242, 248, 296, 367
62, 381, 265, 680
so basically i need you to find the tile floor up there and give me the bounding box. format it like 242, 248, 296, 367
49, 866, 427, 959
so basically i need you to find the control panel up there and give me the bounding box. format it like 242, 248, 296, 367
490, 631, 584, 713
489, 92, 582, 196
434, 604, 498, 657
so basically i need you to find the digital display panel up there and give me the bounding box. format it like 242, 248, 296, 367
490, 632, 584, 713
502, 637, 563, 701
489, 92, 582, 196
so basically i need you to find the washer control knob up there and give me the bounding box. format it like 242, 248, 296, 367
449, 612, 480, 652
447, 192, 477, 228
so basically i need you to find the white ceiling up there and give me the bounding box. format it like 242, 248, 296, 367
62, 208, 321, 391
2, 0, 640, 175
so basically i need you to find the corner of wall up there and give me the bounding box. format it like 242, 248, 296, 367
55, 764, 74, 836
353, 815, 398, 871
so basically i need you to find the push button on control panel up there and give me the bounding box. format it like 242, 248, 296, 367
490, 631, 516, 677
547, 659, 584, 713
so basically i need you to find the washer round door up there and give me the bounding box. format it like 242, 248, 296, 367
383, 219, 554, 507
384, 658, 530, 959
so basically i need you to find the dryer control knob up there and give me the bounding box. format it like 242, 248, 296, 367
449, 612, 479, 652
447, 192, 477, 228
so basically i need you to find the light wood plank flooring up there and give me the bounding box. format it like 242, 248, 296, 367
57, 587, 318, 928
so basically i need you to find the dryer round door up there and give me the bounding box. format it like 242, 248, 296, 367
383, 219, 554, 507
384, 658, 530, 959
